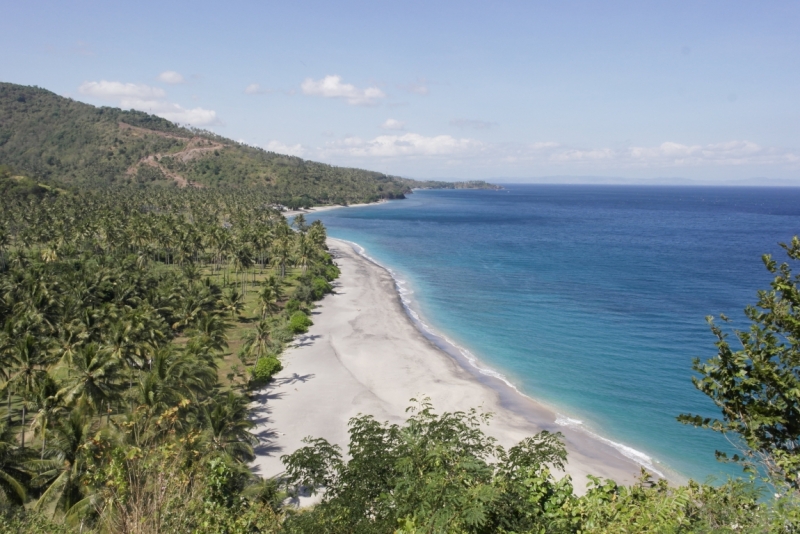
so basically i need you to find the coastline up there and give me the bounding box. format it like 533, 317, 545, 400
282, 200, 385, 218
250, 237, 648, 495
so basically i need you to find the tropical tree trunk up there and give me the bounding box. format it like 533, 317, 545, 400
20, 403, 25, 451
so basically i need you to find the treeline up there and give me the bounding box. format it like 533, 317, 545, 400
399, 178, 503, 190
0, 82, 414, 204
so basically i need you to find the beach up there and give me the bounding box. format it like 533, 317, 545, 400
250, 237, 645, 494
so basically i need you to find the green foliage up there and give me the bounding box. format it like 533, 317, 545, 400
0, 165, 52, 200
0, 505, 72, 534
0, 183, 339, 531
679, 236, 800, 489
251, 357, 283, 384
288, 311, 313, 334
285, 298, 301, 314
323, 263, 340, 282
282, 398, 570, 533
311, 276, 332, 299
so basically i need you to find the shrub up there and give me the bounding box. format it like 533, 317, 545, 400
311, 276, 332, 299
251, 356, 282, 384
324, 263, 340, 281
293, 283, 313, 303
288, 311, 313, 334
285, 298, 301, 314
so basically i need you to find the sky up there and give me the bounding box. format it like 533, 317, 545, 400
2, 1, 799, 184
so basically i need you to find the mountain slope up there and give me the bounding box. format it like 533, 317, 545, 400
0, 82, 413, 204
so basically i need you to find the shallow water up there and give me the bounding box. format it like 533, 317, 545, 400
306, 185, 800, 481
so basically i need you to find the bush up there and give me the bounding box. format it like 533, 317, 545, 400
324, 263, 340, 281
251, 356, 282, 384
285, 298, 301, 314
311, 276, 332, 299
0, 506, 71, 534
293, 283, 313, 303
288, 311, 313, 334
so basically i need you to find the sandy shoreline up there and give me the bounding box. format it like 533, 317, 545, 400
282, 200, 384, 218
250, 238, 645, 495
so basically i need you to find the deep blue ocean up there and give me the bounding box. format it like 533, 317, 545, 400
306, 185, 800, 481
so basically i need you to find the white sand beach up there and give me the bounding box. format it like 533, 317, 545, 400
282, 201, 384, 219
250, 238, 645, 494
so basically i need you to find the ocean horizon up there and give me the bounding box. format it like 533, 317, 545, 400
306, 184, 800, 482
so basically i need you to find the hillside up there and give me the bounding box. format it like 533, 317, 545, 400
0, 82, 414, 205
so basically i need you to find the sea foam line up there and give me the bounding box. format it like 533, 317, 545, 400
338, 238, 666, 479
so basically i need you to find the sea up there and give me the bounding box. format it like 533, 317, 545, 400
304, 185, 800, 482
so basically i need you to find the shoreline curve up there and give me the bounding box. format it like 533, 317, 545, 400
250, 237, 652, 496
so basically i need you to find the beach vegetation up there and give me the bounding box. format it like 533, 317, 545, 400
252, 357, 283, 385
679, 236, 800, 491
288, 311, 313, 334
281, 399, 791, 533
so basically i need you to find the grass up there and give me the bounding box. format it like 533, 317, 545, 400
199, 264, 307, 391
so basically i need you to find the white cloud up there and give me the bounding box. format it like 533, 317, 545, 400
319, 135, 797, 171
322, 133, 481, 158
301, 75, 385, 106
450, 118, 496, 130
265, 140, 306, 158
119, 98, 219, 126
78, 80, 219, 126
244, 83, 272, 95
399, 78, 429, 95
547, 140, 798, 167
79, 80, 165, 100
157, 71, 185, 84
381, 119, 406, 130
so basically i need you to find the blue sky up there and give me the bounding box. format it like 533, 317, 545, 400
2, 1, 799, 183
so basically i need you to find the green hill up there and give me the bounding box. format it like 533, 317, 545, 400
0, 82, 415, 205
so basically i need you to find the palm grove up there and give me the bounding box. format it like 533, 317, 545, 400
0, 184, 339, 531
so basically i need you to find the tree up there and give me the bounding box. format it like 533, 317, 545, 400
679, 236, 800, 490
281, 398, 569, 533
3, 333, 50, 451
57, 343, 124, 415
220, 287, 244, 319
200, 392, 258, 463
0, 418, 27, 504
255, 284, 279, 320
27, 409, 96, 519
291, 213, 307, 233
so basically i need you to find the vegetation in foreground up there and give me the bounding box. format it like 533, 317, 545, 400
0, 182, 799, 532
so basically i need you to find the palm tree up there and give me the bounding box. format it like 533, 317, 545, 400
30, 375, 64, 459
189, 312, 229, 354
3, 333, 50, 451
220, 287, 244, 319
255, 284, 279, 320
243, 320, 271, 366
200, 392, 258, 463
28, 409, 96, 518
57, 343, 124, 415
292, 213, 308, 233
270, 236, 292, 278
0, 418, 27, 504
295, 233, 315, 273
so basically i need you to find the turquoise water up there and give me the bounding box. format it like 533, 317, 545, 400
306, 185, 800, 481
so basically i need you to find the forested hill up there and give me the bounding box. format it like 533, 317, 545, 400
0, 82, 417, 206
